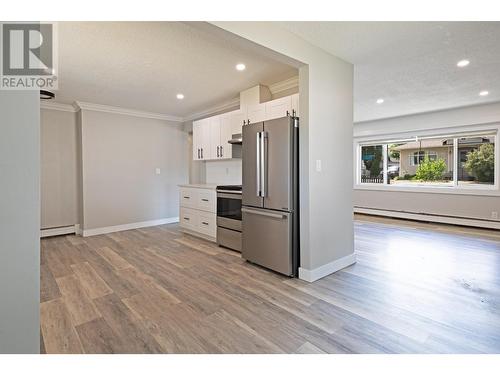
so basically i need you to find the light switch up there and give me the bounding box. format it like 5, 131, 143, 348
315, 160, 322, 172
155, 168, 161, 175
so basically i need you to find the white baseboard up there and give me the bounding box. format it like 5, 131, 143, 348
82, 217, 179, 237
40, 225, 77, 238
299, 253, 357, 283
354, 207, 500, 230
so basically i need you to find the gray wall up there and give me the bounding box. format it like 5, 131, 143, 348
80, 110, 189, 230
40, 108, 79, 229
353, 102, 500, 223
0, 91, 40, 353
354, 190, 500, 221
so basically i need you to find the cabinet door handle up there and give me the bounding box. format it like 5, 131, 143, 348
247, 119, 250, 124
201, 148, 203, 159
201, 198, 209, 202
202, 221, 209, 226
220, 145, 223, 157
183, 217, 190, 221
197, 148, 200, 159
217, 145, 220, 158
243, 120, 246, 125
183, 196, 190, 199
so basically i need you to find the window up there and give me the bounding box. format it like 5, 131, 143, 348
457, 136, 495, 187
409, 151, 438, 166
359, 132, 497, 189
409, 151, 425, 166
360, 145, 384, 184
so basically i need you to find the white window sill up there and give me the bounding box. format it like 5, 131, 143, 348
354, 183, 500, 196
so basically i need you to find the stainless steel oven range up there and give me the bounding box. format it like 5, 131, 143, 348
216, 185, 242, 252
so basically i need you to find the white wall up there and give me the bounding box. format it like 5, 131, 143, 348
40, 108, 79, 229
353, 102, 500, 224
79, 109, 189, 232
205, 159, 242, 185
212, 22, 355, 281
0, 91, 40, 353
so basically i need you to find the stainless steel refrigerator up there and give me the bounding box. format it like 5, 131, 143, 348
241, 115, 299, 277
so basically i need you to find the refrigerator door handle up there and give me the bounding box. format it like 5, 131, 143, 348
242, 207, 285, 219
256, 131, 261, 197
261, 131, 267, 197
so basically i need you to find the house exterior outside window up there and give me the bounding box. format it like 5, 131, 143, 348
358, 132, 496, 188
396, 140, 452, 176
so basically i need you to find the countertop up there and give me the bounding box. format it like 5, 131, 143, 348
178, 183, 218, 190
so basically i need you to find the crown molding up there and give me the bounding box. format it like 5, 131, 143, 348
73, 101, 184, 122
40, 101, 77, 112
183, 97, 240, 122
44, 76, 297, 122
268, 75, 299, 95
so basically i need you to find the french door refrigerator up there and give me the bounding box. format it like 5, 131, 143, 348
242, 115, 299, 277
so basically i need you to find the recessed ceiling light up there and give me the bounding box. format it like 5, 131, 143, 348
457, 59, 470, 68
479, 90, 489, 96
376, 98, 384, 104
176, 93, 184, 100
236, 63, 246, 71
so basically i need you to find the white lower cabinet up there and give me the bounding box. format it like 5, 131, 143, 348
179, 187, 217, 241
197, 211, 216, 237
179, 207, 198, 231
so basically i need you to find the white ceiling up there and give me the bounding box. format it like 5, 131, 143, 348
56, 22, 500, 123
281, 22, 500, 122
56, 22, 297, 117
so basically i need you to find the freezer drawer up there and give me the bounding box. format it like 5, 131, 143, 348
217, 227, 242, 252
242, 207, 293, 276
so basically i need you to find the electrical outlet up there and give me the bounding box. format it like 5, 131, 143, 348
155, 168, 161, 175
492, 211, 499, 220
315, 159, 322, 172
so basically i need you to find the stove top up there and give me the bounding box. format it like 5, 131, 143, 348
216, 185, 242, 191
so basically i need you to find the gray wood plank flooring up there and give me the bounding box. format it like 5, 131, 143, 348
40, 215, 500, 353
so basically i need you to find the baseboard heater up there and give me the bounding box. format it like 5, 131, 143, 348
354, 207, 500, 230
40, 225, 78, 238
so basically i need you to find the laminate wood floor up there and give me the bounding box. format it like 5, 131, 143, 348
40, 215, 500, 353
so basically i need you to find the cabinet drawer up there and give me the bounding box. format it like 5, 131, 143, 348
197, 190, 216, 212
197, 211, 216, 237
180, 188, 196, 208
179, 207, 197, 230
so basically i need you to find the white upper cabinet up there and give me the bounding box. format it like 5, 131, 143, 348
265, 96, 293, 121
291, 93, 299, 117
229, 108, 246, 135
219, 112, 233, 159
193, 118, 210, 160
192, 119, 202, 160
192, 93, 298, 161
246, 103, 266, 124
209, 115, 221, 160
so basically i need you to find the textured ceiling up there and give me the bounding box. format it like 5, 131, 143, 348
56, 22, 297, 117
281, 22, 500, 122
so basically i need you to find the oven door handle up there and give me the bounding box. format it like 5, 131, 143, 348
216, 190, 242, 194
217, 192, 243, 200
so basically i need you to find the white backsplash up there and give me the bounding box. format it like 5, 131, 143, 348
205, 159, 242, 185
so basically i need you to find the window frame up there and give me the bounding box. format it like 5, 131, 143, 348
354, 126, 499, 196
